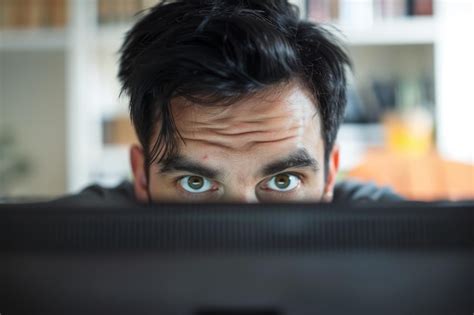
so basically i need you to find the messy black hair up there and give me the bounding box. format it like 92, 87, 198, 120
118, 0, 351, 179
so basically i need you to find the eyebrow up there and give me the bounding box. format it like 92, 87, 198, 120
260, 148, 319, 177
157, 148, 319, 179
158, 155, 220, 179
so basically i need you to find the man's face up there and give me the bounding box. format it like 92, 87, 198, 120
131, 84, 339, 203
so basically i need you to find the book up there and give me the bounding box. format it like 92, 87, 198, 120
0, 0, 67, 29
308, 0, 433, 25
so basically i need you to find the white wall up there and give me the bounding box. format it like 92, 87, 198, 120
435, 0, 474, 164
0, 51, 67, 197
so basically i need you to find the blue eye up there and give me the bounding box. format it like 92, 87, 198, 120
266, 173, 300, 192
179, 175, 213, 193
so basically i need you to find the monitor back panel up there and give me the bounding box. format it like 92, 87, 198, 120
1, 202, 473, 315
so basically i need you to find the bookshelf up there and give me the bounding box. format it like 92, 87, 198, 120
338, 16, 436, 45
1, 0, 473, 196
306, 1, 438, 173
0, 0, 67, 29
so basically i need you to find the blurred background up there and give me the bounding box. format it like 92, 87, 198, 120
1, 0, 473, 201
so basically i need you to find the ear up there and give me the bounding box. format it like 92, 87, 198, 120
322, 144, 340, 202
130, 144, 149, 203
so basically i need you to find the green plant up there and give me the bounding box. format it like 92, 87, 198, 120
0, 129, 31, 196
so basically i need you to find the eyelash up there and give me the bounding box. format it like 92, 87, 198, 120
175, 175, 219, 197
174, 171, 305, 198
260, 172, 304, 192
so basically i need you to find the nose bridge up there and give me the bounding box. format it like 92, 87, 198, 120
219, 157, 260, 203
222, 187, 259, 203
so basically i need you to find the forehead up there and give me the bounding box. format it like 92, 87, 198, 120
170, 84, 322, 154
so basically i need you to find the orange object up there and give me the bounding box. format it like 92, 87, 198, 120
383, 109, 434, 157
348, 148, 474, 201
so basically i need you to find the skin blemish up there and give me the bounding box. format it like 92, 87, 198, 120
202, 154, 209, 160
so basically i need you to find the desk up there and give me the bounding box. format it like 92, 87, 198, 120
348, 148, 474, 201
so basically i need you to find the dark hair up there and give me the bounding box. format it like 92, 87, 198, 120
118, 0, 351, 178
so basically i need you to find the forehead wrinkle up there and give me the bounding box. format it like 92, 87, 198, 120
173, 87, 314, 130
179, 133, 301, 153
188, 113, 292, 129
171, 84, 321, 151
178, 106, 309, 137
177, 115, 315, 152
179, 114, 304, 145
181, 118, 302, 137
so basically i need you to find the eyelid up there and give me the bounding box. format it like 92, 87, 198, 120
268, 171, 304, 181
176, 173, 217, 182
176, 175, 220, 194
260, 172, 303, 191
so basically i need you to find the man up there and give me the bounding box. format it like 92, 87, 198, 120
57, 0, 401, 205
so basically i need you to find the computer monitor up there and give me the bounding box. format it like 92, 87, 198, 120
0, 202, 473, 315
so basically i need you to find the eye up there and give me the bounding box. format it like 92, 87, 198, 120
266, 173, 300, 192
179, 175, 214, 193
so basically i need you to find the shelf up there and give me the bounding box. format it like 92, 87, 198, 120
93, 16, 437, 53
333, 17, 436, 46
0, 29, 67, 51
